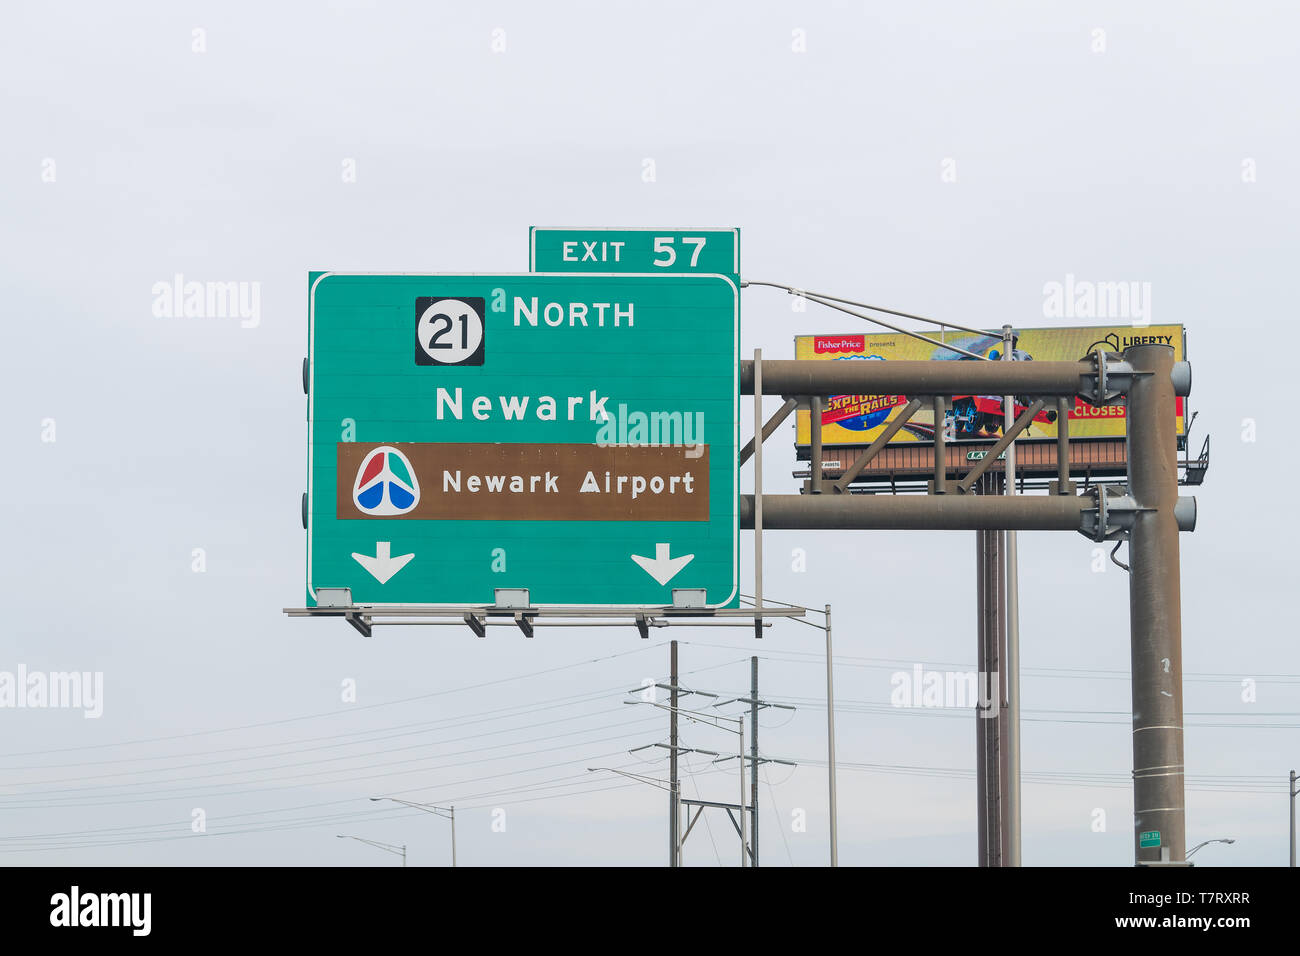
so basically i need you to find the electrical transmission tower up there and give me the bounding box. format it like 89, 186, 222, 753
608, 642, 795, 866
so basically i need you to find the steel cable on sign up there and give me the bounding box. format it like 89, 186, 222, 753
741, 280, 995, 358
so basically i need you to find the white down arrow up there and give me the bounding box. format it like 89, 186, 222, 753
352, 542, 414, 584
630, 543, 695, 586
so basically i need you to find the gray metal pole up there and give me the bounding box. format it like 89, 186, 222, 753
450, 806, 456, 867
1001, 326, 1022, 867
754, 350, 763, 639
810, 395, 823, 494
975, 474, 1004, 866
976, 519, 988, 865
1290, 770, 1296, 867
739, 720, 747, 867
670, 640, 679, 868
1126, 344, 1187, 865
751, 656, 760, 868
825, 604, 838, 867
933, 395, 947, 491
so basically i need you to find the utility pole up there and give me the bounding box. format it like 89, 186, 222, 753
670, 640, 679, 868
1291, 770, 1296, 867
626, 648, 720, 867
715, 657, 796, 867
751, 656, 760, 868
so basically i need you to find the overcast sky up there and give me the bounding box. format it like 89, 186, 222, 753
1, 0, 1296, 867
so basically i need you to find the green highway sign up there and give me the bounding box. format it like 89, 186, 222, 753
1139, 830, 1161, 848
530, 227, 739, 279
306, 272, 739, 608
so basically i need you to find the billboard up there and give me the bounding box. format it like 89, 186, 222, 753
794, 325, 1185, 447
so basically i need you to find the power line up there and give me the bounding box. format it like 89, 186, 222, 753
0, 643, 665, 759
0, 728, 665, 809
676, 640, 1300, 683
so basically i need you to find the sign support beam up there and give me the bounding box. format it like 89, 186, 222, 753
1126, 344, 1187, 865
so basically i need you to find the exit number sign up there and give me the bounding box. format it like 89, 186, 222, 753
530, 228, 739, 279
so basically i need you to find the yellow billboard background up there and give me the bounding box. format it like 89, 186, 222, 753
794, 325, 1185, 445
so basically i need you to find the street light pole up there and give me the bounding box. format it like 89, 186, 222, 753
757, 598, 837, 866
369, 798, 456, 866
1186, 838, 1235, 860
825, 603, 838, 867
336, 834, 406, 867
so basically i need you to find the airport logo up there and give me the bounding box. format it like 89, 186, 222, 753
353, 446, 420, 516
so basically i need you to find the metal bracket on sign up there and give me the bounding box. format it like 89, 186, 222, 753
1078, 485, 1153, 543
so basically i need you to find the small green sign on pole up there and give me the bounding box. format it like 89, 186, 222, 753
530, 227, 739, 281
1139, 830, 1161, 848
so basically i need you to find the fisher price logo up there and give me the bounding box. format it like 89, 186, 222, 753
814, 335, 864, 354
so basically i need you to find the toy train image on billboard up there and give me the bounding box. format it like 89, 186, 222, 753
824, 333, 1059, 441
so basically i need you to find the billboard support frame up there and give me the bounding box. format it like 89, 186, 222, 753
739, 347, 1194, 867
